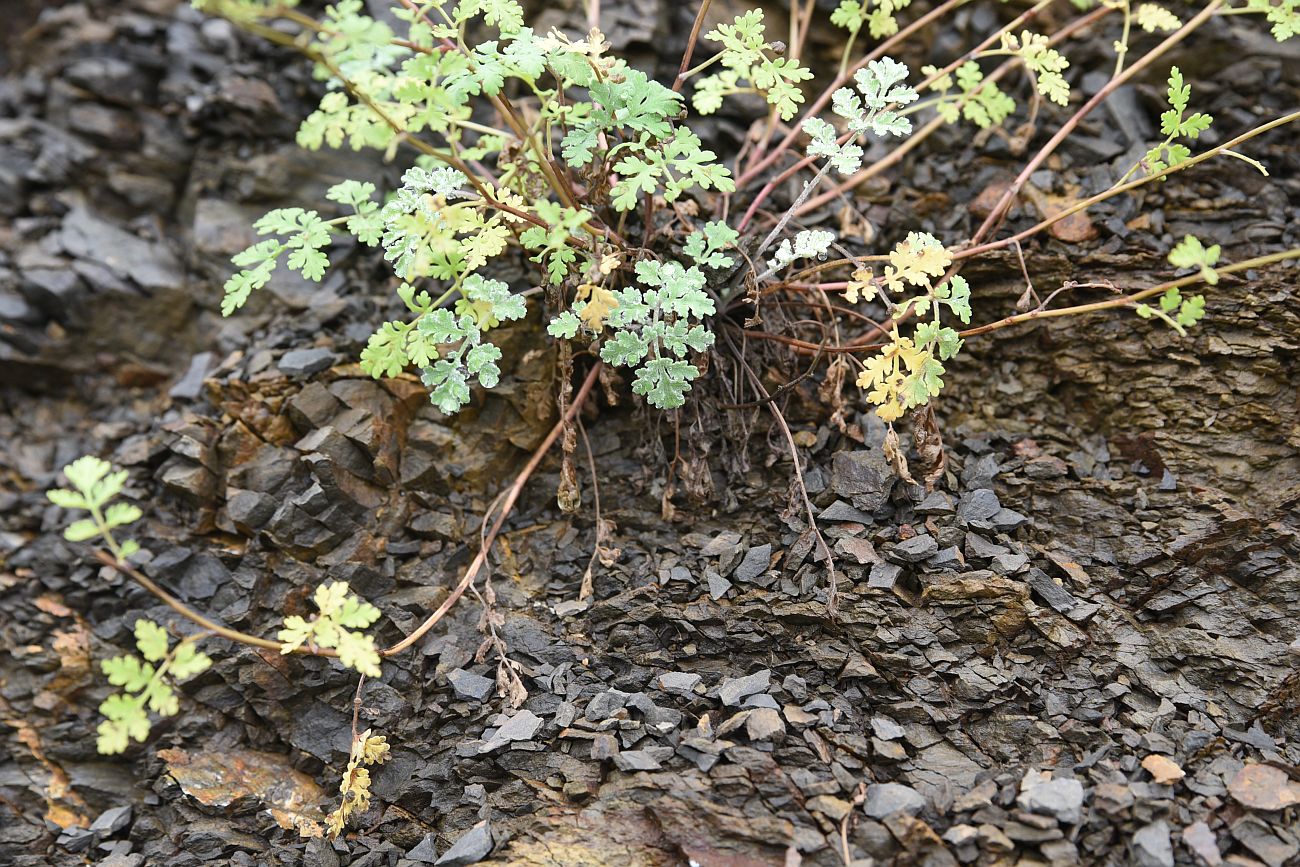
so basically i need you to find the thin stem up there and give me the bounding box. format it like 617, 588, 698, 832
967, 0, 1224, 250
381, 364, 603, 656
957, 107, 1299, 260
91, 366, 606, 663
93, 550, 291, 654
1113, 0, 1132, 79
736, 0, 1005, 188
674, 0, 715, 93
794, 4, 1113, 216
745, 247, 1300, 355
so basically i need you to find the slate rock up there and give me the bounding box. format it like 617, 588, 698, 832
169, 352, 213, 401
989, 508, 1029, 532
279, 348, 335, 377
868, 561, 902, 590
405, 837, 441, 863
447, 669, 494, 701
863, 783, 927, 818
585, 689, 628, 720
835, 536, 878, 565
961, 453, 1000, 489
957, 489, 1001, 523
226, 489, 277, 531
732, 543, 772, 583
990, 552, 1029, 574
871, 716, 906, 741
926, 546, 962, 569
832, 449, 893, 510
915, 491, 954, 515
479, 710, 542, 752
718, 669, 771, 706
1027, 569, 1080, 616
890, 534, 938, 563
819, 500, 875, 524
1132, 820, 1174, 867
60, 206, 183, 290
613, 750, 664, 771
1017, 776, 1084, 824
745, 707, 786, 741
435, 821, 493, 866
964, 533, 1008, 560
706, 571, 733, 600
656, 672, 701, 696
89, 805, 132, 835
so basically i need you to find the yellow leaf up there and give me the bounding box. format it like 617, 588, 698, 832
576, 283, 620, 332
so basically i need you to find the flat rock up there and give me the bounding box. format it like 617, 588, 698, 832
479, 710, 541, 752
1017, 775, 1084, 824
447, 669, 494, 702
868, 561, 902, 590
832, 449, 893, 510
718, 669, 771, 706
744, 707, 786, 741
278, 348, 335, 376
863, 783, 926, 819
1132, 820, 1174, 867
435, 821, 493, 866
732, 543, 772, 583
957, 489, 1001, 523
60, 206, 182, 290
656, 672, 701, 696
890, 534, 938, 563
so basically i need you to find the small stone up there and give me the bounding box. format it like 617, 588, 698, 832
89, 805, 132, 835
964, 533, 1008, 560
819, 500, 875, 523
279, 348, 335, 377
871, 716, 905, 740
742, 693, 779, 710
868, 561, 902, 590
835, 536, 878, 564
169, 352, 213, 401
1132, 820, 1174, 867
407, 833, 441, 863
1017, 775, 1084, 824
613, 750, 663, 771
1026, 569, 1079, 616
732, 543, 772, 583
915, 491, 954, 515
890, 534, 938, 563
872, 738, 908, 761
447, 669, 494, 702
435, 821, 493, 866
745, 707, 786, 741
989, 508, 1028, 532
718, 669, 771, 706
926, 546, 962, 569
1141, 754, 1185, 785
656, 672, 701, 696
479, 710, 542, 752
990, 552, 1029, 574
585, 690, 628, 720
707, 571, 733, 600
832, 450, 893, 509
957, 489, 1001, 524
863, 783, 926, 819
1182, 821, 1222, 866
807, 795, 852, 821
